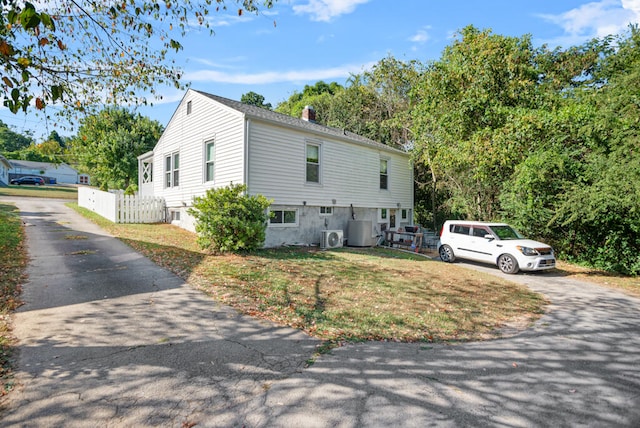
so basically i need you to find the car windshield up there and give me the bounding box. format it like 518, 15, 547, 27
489, 225, 523, 240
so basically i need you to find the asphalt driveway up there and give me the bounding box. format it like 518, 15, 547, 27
1, 197, 639, 427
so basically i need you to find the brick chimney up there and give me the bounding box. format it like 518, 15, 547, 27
301, 105, 316, 123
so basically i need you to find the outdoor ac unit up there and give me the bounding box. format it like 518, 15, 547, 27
321, 230, 344, 249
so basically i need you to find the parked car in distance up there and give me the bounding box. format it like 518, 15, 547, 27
10, 176, 45, 186
438, 220, 556, 274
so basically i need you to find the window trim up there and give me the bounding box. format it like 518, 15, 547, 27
380, 157, 389, 190
305, 141, 322, 184
379, 208, 388, 221
165, 155, 172, 188
165, 151, 180, 188
204, 139, 215, 183
319, 206, 333, 216
172, 152, 180, 187
269, 208, 299, 227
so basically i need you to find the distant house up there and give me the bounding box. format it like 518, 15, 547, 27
0, 155, 11, 186
138, 89, 413, 248
8, 160, 80, 184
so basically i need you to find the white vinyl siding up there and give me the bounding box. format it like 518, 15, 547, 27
146, 89, 413, 238
151, 91, 245, 210
247, 121, 412, 209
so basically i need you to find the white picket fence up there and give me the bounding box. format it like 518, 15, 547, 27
78, 187, 165, 224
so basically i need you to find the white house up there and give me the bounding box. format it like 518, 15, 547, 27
138, 90, 414, 248
9, 160, 80, 184
0, 155, 11, 186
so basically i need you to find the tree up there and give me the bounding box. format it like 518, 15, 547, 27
550, 26, 640, 274
0, 121, 33, 152
69, 108, 163, 189
275, 81, 343, 122
34, 139, 64, 160
188, 183, 272, 253
46, 130, 68, 148
241, 91, 272, 110
410, 26, 599, 221
0, 1, 275, 118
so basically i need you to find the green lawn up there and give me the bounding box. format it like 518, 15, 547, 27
0, 203, 27, 396
0, 184, 78, 199
69, 203, 548, 344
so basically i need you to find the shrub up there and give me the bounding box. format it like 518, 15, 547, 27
188, 184, 272, 253
124, 183, 138, 195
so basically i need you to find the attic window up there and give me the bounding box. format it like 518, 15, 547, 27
187, 100, 192, 115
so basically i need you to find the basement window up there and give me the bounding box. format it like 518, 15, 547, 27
319, 206, 333, 216
270, 209, 298, 227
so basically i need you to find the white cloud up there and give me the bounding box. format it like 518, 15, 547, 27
409, 26, 432, 44
188, 57, 247, 69
539, 0, 640, 45
293, 0, 371, 22
184, 62, 377, 85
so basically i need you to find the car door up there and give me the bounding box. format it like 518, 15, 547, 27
448, 224, 474, 259
468, 226, 498, 263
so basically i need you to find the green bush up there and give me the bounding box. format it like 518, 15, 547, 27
188, 184, 272, 253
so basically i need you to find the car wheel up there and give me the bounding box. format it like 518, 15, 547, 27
439, 244, 456, 263
498, 254, 519, 274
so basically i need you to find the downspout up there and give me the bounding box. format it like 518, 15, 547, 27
244, 117, 250, 189
410, 158, 415, 225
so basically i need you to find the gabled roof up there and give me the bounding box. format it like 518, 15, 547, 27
8, 159, 75, 171
0, 154, 11, 168
193, 90, 408, 155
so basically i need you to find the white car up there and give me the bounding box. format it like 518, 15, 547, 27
437, 220, 556, 274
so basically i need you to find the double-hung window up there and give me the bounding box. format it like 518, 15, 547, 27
165, 152, 179, 188
204, 140, 215, 182
380, 158, 388, 190
306, 143, 320, 184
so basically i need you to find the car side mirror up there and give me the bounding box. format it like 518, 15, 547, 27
484, 234, 494, 241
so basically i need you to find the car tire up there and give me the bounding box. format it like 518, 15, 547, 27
498, 254, 519, 274
439, 244, 456, 263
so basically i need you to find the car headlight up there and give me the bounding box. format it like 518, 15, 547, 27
516, 246, 540, 256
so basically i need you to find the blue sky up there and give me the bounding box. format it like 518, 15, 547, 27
2, 0, 640, 140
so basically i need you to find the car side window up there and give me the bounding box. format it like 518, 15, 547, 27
472, 227, 489, 237
451, 225, 470, 235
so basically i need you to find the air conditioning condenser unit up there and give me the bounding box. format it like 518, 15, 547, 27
321, 230, 344, 249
